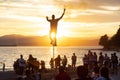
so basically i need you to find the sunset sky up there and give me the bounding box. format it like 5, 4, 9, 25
0, 0, 120, 39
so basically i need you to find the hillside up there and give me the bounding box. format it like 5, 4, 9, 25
0, 34, 98, 46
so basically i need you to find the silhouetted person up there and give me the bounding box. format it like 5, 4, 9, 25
55, 55, 62, 69
18, 55, 26, 75
71, 53, 77, 69
62, 55, 67, 68
83, 54, 89, 68
55, 66, 71, 80
50, 58, 54, 69
75, 66, 93, 80
111, 53, 118, 74
96, 67, 111, 80
25, 69, 32, 80
46, 8, 66, 46
33, 58, 40, 70
98, 52, 104, 66
33, 69, 41, 80
41, 60, 45, 71
27, 54, 35, 72
13, 59, 19, 74
104, 54, 110, 68
3, 63, 5, 72
92, 62, 100, 80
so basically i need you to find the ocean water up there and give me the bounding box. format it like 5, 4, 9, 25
0, 46, 120, 70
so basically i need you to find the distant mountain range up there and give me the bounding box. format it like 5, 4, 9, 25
0, 34, 99, 46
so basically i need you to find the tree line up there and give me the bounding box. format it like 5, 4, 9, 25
99, 26, 120, 50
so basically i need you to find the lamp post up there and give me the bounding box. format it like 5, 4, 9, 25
53, 45, 55, 61
50, 32, 57, 68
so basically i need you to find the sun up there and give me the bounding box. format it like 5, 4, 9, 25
51, 32, 56, 39
36, 23, 71, 39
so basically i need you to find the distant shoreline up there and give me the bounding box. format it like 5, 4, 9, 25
0, 45, 103, 49
1, 45, 119, 51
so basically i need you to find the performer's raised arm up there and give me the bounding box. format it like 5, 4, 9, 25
58, 8, 66, 20
46, 16, 50, 21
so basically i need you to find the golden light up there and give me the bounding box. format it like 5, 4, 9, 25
57, 24, 72, 38
51, 32, 56, 39
57, 30, 70, 38
100, 6, 120, 11
37, 29, 48, 36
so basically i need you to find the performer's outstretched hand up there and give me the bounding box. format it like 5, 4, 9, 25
64, 8, 66, 12
46, 16, 48, 19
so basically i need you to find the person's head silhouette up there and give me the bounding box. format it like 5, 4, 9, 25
20, 55, 23, 59
76, 66, 88, 78
52, 15, 55, 19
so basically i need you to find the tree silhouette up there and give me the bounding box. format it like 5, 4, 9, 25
99, 34, 109, 49
99, 26, 120, 49
110, 27, 120, 48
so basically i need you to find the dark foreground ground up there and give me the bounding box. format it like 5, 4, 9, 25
0, 69, 120, 80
